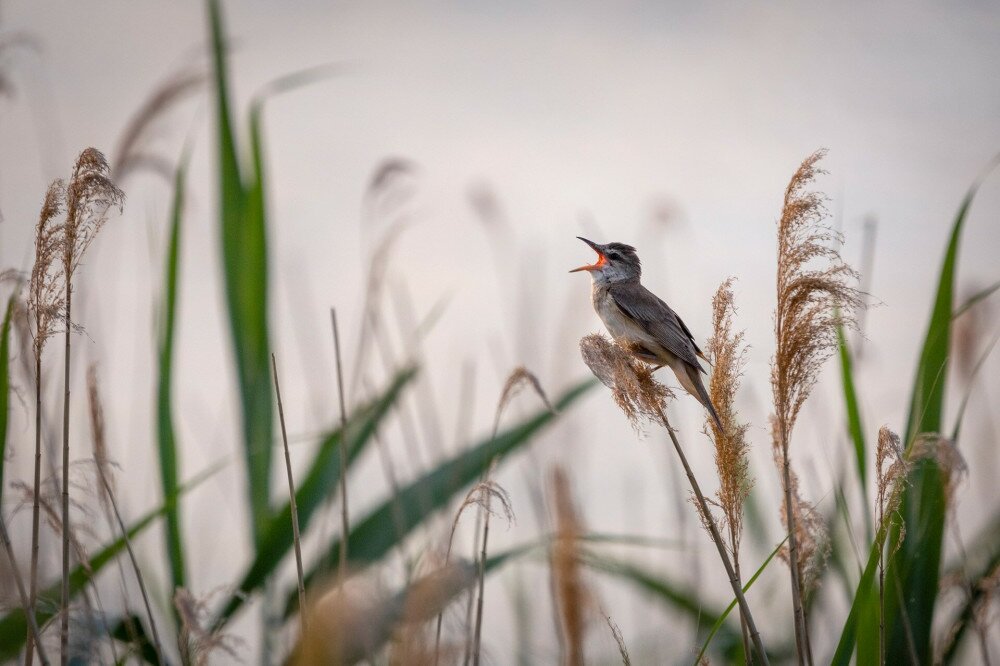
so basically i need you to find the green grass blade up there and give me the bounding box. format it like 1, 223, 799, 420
581, 552, 747, 661
207, 0, 273, 544
0, 295, 14, 491
0, 462, 221, 660
883, 161, 998, 663
694, 536, 787, 664
283, 378, 595, 616
213, 367, 417, 626
108, 614, 161, 665
156, 149, 191, 599
837, 324, 872, 538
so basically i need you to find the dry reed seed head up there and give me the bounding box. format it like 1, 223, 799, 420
549, 466, 589, 666
174, 587, 239, 665
579, 333, 673, 429
494, 366, 555, 437
705, 278, 753, 552
28, 179, 68, 357
294, 564, 475, 666
63, 148, 125, 279
771, 149, 863, 441
604, 613, 631, 666
770, 435, 830, 596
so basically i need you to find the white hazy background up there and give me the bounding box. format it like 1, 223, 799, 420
1, 1, 999, 662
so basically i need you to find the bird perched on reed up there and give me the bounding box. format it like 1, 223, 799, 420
571, 237, 721, 429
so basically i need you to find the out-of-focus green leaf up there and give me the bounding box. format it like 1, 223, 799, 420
108, 614, 162, 665
882, 161, 997, 664
695, 536, 787, 664
940, 511, 1000, 663
953, 279, 1000, 319
213, 368, 418, 627
581, 553, 747, 662
0, 295, 14, 491
207, 0, 273, 544
836, 324, 872, 537
156, 149, 191, 599
284, 379, 595, 616
0, 463, 220, 660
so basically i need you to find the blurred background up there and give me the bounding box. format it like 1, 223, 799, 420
1, 1, 999, 663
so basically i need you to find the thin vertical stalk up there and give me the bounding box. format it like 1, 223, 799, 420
27, 355, 43, 666
60, 288, 71, 666
330, 309, 349, 583
271, 354, 306, 629
471, 493, 491, 666
94, 464, 164, 664
659, 408, 769, 665
778, 421, 809, 666
0, 513, 50, 665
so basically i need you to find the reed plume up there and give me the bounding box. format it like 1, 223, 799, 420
579, 334, 769, 664
770, 149, 860, 665
549, 466, 588, 666
874, 426, 907, 662
26, 180, 66, 666
59, 148, 124, 663
705, 278, 754, 661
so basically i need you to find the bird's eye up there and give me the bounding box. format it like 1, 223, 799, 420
606, 252, 620, 261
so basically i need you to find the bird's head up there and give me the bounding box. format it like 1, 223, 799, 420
570, 237, 641, 283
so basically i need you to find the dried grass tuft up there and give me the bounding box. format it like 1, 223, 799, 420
604, 613, 631, 666
494, 366, 555, 436
771, 423, 829, 598
770, 149, 859, 663
174, 587, 239, 666
550, 466, 589, 666
579, 333, 673, 429
772, 149, 862, 438
63, 148, 125, 281
705, 278, 753, 558
28, 180, 67, 357
910, 434, 967, 507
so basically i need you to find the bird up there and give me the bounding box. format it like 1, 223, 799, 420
570, 236, 722, 429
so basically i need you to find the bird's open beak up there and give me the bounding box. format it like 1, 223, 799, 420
569, 236, 607, 273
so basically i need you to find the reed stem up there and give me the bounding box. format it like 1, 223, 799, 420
658, 408, 769, 665
271, 354, 307, 629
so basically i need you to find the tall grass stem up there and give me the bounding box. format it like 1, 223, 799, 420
331, 309, 349, 583
271, 354, 307, 630
657, 408, 769, 665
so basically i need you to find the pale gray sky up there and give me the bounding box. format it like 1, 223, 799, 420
1, 1, 999, 661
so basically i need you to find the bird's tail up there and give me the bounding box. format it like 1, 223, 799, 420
681, 362, 723, 431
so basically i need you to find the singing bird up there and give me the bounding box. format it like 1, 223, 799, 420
570, 237, 722, 429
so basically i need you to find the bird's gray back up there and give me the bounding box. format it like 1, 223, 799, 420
607, 281, 703, 370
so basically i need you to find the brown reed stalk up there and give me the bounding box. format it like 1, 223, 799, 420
86, 367, 164, 664
770, 149, 860, 665
331, 308, 350, 584
26, 180, 65, 666
0, 511, 50, 665
271, 354, 307, 630
550, 466, 587, 666
705, 278, 754, 662
59, 148, 124, 664
580, 334, 769, 665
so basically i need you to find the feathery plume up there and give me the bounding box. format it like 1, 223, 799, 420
579, 334, 673, 429
580, 332, 770, 664
706, 278, 753, 556
705, 278, 754, 662
770, 149, 860, 664
549, 466, 589, 666
875, 426, 908, 662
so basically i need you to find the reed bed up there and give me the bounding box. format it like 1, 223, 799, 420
0, 3, 997, 665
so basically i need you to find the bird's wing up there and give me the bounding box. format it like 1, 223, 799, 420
609, 282, 705, 370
